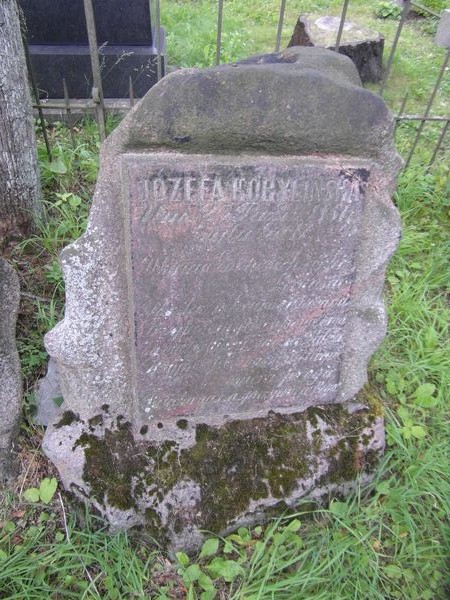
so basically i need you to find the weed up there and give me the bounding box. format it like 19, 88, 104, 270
376, 1, 402, 20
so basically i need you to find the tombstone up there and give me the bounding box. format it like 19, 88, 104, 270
288, 15, 384, 83
19, 0, 165, 99
42, 47, 402, 551
0, 259, 22, 483
435, 10, 450, 48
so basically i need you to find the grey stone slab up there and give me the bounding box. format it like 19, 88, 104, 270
35, 359, 63, 427
435, 10, 450, 48
123, 154, 368, 421
42, 47, 402, 549
288, 15, 384, 83
0, 259, 21, 483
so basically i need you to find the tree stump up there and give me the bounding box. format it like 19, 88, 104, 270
288, 15, 384, 84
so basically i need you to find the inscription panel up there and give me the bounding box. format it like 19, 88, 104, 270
122, 154, 369, 420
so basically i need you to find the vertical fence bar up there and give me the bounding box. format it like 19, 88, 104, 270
405, 47, 450, 167
22, 37, 52, 160
380, 0, 411, 96
83, 0, 106, 141
428, 120, 449, 166
63, 78, 75, 144
397, 92, 409, 119
275, 0, 286, 53
129, 76, 135, 108
154, 0, 162, 82
334, 0, 350, 52
216, 0, 224, 65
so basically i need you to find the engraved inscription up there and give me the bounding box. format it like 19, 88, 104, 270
122, 155, 368, 420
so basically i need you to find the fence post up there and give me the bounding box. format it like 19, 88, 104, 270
216, 0, 224, 65
275, 0, 286, 53
380, 0, 411, 96
334, 0, 350, 52
83, 0, 106, 141
154, 0, 162, 81
405, 47, 450, 167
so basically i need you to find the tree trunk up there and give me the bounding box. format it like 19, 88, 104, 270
0, 0, 41, 244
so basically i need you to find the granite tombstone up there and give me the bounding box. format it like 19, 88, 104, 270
42, 47, 402, 550
20, 0, 165, 98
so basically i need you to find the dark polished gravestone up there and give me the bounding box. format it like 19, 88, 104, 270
19, 0, 165, 98
42, 47, 402, 551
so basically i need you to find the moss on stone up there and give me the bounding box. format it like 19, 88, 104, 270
88, 414, 103, 429
75, 420, 145, 512
54, 410, 80, 428
73, 399, 382, 540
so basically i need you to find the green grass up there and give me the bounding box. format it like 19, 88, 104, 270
162, 0, 450, 163
3, 2, 450, 599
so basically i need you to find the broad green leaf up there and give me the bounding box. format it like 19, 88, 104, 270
413, 383, 437, 408
215, 560, 244, 582
3, 521, 15, 533
423, 327, 438, 349
286, 518, 301, 532
200, 590, 217, 600
223, 541, 235, 554
411, 425, 427, 439
47, 157, 67, 174
414, 383, 436, 400
186, 585, 195, 600
397, 406, 410, 423
183, 563, 202, 584
198, 572, 214, 591
329, 500, 348, 517
414, 395, 438, 408
206, 557, 226, 578
175, 551, 190, 567
383, 564, 403, 579
39, 477, 58, 504
23, 487, 40, 503
0, 549, 8, 560
237, 527, 250, 541
69, 195, 82, 207
199, 537, 219, 559
376, 481, 391, 496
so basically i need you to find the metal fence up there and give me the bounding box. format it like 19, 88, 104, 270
25, 0, 450, 169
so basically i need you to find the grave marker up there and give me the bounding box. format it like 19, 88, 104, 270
42, 47, 402, 550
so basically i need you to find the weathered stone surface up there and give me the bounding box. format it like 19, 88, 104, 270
435, 10, 450, 48
288, 15, 384, 83
0, 259, 21, 483
43, 47, 402, 548
35, 359, 63, 427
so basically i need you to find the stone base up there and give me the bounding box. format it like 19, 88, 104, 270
29, 35, 165, 99
35, 359, 63, 427
43, 391, 384, 552
288, 15, 384, 83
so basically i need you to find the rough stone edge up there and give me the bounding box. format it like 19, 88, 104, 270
337, 154, 402, 401
43, 394, 385, 552
0, 259, 22, 483
43, 49, 403, 426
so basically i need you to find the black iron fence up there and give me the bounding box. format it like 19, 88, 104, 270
23, 0, 450, 168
